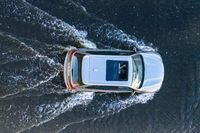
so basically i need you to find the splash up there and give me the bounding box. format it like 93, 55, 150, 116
106, 29, 156, 51
0, 32, 62, 99
0, 0, 96, 49
0, 1, 158, 132
98, 93, 155, 114
25, 0, 155, 51
18, 92, 94, 132
57, 93, 155, 132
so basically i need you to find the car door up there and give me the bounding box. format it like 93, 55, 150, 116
84, 85, 133, 93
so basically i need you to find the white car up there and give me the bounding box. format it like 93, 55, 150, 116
64, 48, 164, 93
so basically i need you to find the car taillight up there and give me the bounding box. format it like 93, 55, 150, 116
68, 49, 76, 91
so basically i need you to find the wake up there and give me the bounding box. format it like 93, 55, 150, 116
0, 0, 157, 132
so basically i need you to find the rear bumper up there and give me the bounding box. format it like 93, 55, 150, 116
64, 48, 76, 92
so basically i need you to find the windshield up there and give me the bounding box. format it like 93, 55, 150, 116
72, 56, 78, 83
131, 55, 144, 89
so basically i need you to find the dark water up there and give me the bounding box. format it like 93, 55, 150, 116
0, 0, 200, 132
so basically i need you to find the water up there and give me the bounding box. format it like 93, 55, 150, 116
0, 0, 200, 133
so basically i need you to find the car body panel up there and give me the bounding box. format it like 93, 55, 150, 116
82, 55, 132, 86
64, 48, 164, 93
139, 53, 164, 92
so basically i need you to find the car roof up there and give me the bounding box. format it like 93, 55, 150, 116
81, 54, 133, 86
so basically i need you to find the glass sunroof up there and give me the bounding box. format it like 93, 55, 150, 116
106, 60, 128, 81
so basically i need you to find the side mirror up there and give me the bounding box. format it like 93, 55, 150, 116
133, 47, 137, 53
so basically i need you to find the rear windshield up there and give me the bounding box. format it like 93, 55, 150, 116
106, 60, 128, 81
71, 52, 85, 86
72, 56, 78, 83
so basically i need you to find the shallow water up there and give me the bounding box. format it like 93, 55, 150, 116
0, 0, 200, 133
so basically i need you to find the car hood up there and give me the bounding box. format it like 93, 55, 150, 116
140, 53, 164, 92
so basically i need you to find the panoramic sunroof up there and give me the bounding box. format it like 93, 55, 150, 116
106, 60, 128, 81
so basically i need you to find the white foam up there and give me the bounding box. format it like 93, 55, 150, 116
98, 93, 155, 114
2, 2, 159, 132
24, 1, 96, 49
0, 33, 62, 99
3, 0, 96, 49
18, 92, 94, 132
40, 18, 96, 49
56, 93, 155, 132
106, 29, 156, 51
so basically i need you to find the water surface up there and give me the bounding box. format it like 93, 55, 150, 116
0, 0, 200, 133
